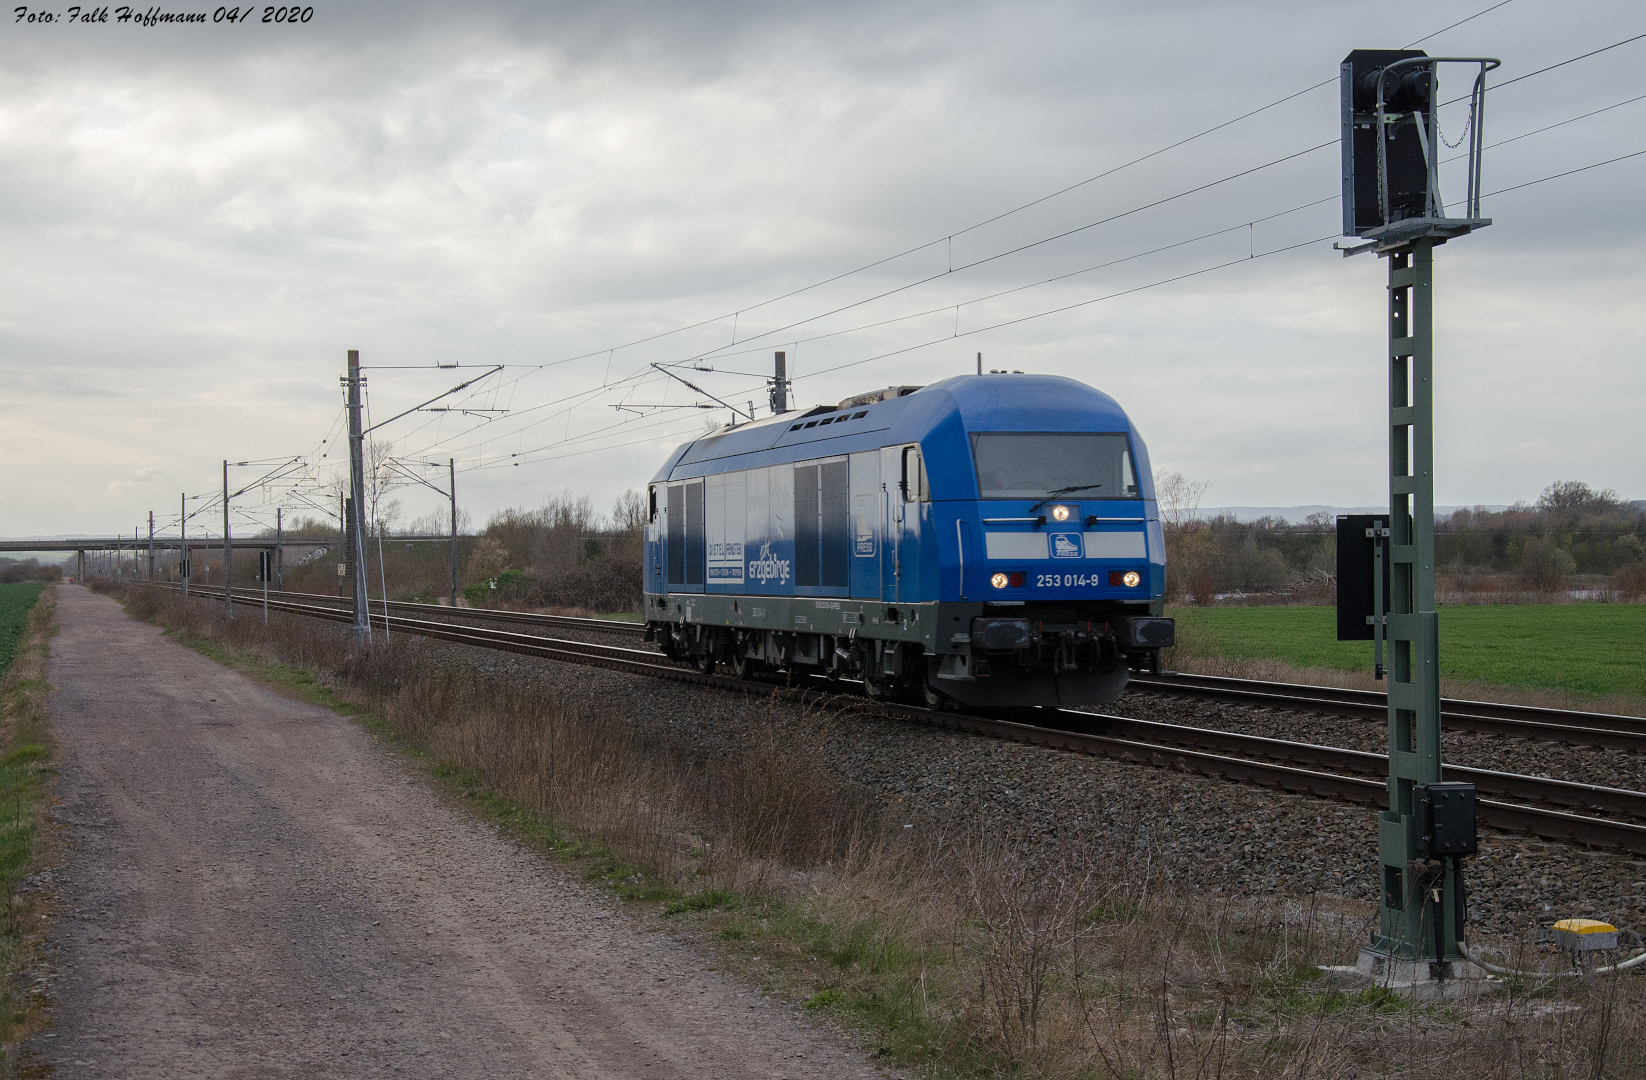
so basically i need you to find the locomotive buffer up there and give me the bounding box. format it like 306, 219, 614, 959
1336, 49, 1498, 984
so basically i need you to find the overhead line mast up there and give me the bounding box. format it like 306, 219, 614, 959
345, 350, 371, 639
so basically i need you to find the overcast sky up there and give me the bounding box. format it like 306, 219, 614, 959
1, 0, 1641, 538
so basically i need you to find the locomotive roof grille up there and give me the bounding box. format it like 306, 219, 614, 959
791, 410, 868, 432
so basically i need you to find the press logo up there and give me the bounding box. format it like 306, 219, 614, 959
748, 542, 791, 584
854, 513, 876, 557
1050, 533, 1084, 559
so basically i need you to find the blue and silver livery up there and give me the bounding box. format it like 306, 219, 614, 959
642, 372, 1174, 707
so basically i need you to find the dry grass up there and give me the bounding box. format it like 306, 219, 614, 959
97, 580, 1646, 1079
0, 588, 57, 1067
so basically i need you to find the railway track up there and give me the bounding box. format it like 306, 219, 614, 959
1130, 671, 1646, 749
207, 585, 644, 637
151, 582, 1646, 857
213, 586, 1646, 750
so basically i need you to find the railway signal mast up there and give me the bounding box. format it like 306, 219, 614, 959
1337, 49, 1499, 982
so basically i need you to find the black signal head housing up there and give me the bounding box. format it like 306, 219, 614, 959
1341, 49, 1433, 237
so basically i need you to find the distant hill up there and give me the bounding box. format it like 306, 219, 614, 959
1196, 505, 1514, 525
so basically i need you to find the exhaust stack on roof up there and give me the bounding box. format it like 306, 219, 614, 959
837, 386, 921, 409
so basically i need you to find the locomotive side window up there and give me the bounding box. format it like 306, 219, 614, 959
684, 480, 705, 586
790, 460, 849, 589
900, 446, 926, 502
819, 459, 849, 587
666, 483, 685, 585
648, 486, 658, 522
970, 432, 1139, 501
794, 464, 820, 587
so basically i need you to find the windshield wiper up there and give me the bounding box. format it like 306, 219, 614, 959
1029, 484, 1102, 513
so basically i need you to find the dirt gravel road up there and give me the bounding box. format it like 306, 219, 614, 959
25, 586, 897, 1078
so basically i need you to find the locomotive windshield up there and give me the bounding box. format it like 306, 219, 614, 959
970, 432, 1139, 501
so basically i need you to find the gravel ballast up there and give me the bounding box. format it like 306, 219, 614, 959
433, 632, 1646, 942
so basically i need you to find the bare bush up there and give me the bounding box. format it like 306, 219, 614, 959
962, 836, 1109, 1063
1613, 562, 1646, 603
0, 559, 61, 584
1521, 536, 1577, 601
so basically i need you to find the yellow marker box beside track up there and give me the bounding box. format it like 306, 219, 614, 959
1553, 919, 1619, 951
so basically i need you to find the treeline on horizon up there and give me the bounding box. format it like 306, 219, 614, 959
0, 559, 62, 585
271, 490, 648, 612
107, 479, 1646, 613
1163, 480, 1646, 606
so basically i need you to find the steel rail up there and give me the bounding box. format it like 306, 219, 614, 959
189, 586, 1645, 751
203, 584, 647, 637
146, 582, 1646, 857
209, 588, 1645, 750
1054, 712, 1646, 820
880, 699, 1646, 856
1129, 672, 1646, 749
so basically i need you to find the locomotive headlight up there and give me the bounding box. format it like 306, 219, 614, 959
1051, 505, 1071, 522
1122, 570, 1141, 588
990, 572, 1010, 589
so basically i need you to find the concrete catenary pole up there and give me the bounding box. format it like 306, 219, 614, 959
275, 507, 284, 591
147, 511, 155, 582
223, 459, 233, 616
338, 491, 346, 597
346, 350, 371, 639
448, 458, 459, 607
767, 351, 789, 415
180, 493, 189, 598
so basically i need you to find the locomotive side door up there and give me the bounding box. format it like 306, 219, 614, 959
879, 447, 900, 602
849, 451, 881, 599
878, 444, 925, 604
645, 485, 664, 597
898, 445, 926, 602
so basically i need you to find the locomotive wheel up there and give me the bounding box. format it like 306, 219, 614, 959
918, 673, 948, 710
729, 651, 758, 680
693, 649, 716, 675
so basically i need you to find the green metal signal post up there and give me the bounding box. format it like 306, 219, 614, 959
1338, 50, 1499, 977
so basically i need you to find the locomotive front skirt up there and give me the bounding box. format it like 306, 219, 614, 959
643, 372, 1174, 707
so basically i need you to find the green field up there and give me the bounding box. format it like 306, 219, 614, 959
1170, 604, 1646, 700
0, 584, 46, 679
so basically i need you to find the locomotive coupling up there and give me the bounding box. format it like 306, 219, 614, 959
969, 615, 1174, 653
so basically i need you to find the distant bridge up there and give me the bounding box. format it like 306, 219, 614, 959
0, 535, 458, 554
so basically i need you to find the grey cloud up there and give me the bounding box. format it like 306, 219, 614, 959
0, 0, 1641, 534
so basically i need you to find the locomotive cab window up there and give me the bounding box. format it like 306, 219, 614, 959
901, 446, 927, 502
970, 432, 1139, 500
648, 486, 658, 522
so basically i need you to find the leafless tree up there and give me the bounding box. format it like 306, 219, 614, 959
1154, 471, 1211, 536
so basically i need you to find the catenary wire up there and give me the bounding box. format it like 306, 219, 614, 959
412, 23, 1633, 464
382, 0, 1525, 427
663, 85, 1646, 374
322, 9, 1632, 484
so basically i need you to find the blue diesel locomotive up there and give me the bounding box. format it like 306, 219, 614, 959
642, 372, 1175, 707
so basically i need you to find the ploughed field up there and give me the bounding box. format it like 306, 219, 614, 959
1170, 603, 1646, 702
